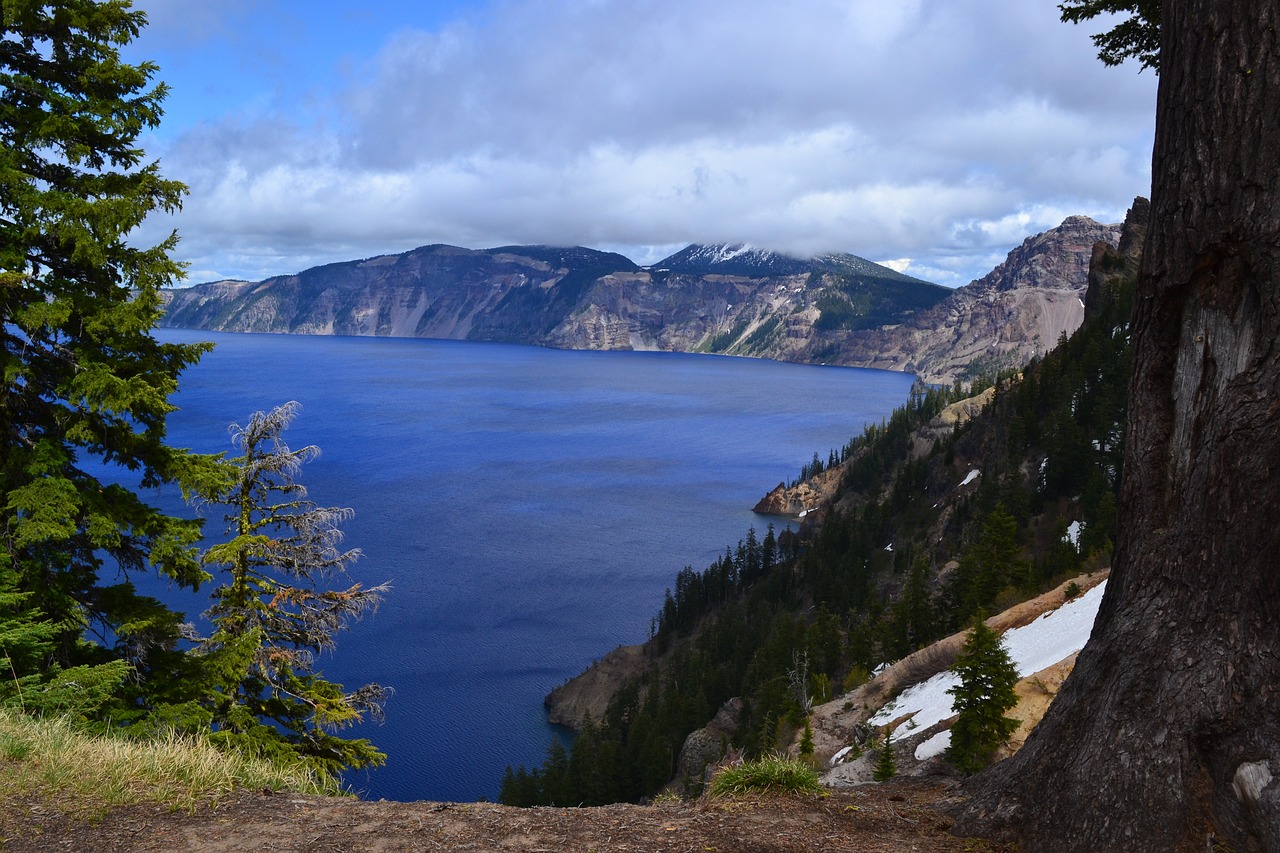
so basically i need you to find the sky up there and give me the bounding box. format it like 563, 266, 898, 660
124, 0, 1158, 288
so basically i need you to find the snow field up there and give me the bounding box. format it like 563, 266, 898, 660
867, 581, 1107, 746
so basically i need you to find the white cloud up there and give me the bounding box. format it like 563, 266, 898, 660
876, 258, 913, 274
133, 0, 1156, 286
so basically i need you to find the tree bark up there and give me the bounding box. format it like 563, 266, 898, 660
954, 1, 1280, 850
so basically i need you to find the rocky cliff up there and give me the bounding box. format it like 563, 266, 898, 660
161, 215, 1123, 384
817, 215, 1123, 382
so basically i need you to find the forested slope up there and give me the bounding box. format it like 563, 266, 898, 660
501, 198, 1147, 807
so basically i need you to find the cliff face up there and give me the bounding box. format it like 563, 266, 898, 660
162, 216, 1123, 384
818, 215, 1123, 382
159, 245, 641, 341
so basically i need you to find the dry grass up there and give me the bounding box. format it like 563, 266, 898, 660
0, 709, 335, 814
891, 640, 961, 688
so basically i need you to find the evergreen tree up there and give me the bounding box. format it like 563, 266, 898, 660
566, 715, 618, 805
498, 764, 540, 807
798, 717, 815, 764
0, 568, 129, 719
872, 729, 896, 782
1058, 0, 1161, 70
0, 0, 223, 707
886, 557, 935, 658
946, 504, 1026, 623
539, 738, 571, 805
945, 617, 1019, 775
196, 402, 389, 776
760, 524, 776, 575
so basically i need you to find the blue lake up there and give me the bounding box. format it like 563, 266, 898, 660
146, 330, 916, 802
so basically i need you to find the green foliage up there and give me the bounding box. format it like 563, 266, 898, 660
1059, 0, 1161, 71
789, 380, 960, 489
839, 381, 960, 492
872, 730, 897, 782
798, 717, 814, 760
194, 403, 389, 778
706, 754, 823, 798
0, 569, 133, 721
740, 316, 781, 353
500, 722, 621, 807
704, 320, 748, 352
813, 291, 862, 331
885, 558, 935, 658
0, 0, 225, 722
945, 505, 1029, 625
812, 271, 951, 332
945, 618, 1020, 774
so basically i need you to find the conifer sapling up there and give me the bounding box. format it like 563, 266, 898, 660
873, 728, 897, 781
945, 616, 1020, 774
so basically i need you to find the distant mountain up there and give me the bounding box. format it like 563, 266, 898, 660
650, 244, 816, 277
161, 218, 1124, 383
811, 214, 1125, 382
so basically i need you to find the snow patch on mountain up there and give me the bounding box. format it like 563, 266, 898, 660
868, 580, 1107, 741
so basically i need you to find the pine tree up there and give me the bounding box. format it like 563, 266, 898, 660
196, 402, 389, 776
1057, 0, 1161, 70
798, 717, 815, 763
539, 738, 571, 806
946, 504, 1026, 622
945, 617, 1019, 775
886, 557, 935, 657
0, 565, 129, 719
872, 729, 896, 782
498, 764, 541, 807
0, 0, 224, 708
961, 3, 1280, 846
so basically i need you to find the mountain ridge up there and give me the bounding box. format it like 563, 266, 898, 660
161, 217, 1123, 384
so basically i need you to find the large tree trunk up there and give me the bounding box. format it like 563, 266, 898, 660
954, 2, 1280, 850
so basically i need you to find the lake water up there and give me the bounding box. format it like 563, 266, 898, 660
147, 330, 916, 802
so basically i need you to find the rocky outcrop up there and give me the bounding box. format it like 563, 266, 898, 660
820, 214, 1125, 383
1084, 196, 1149, 324
544, 644, 650, 730
161, 214, 1123, 385
675, 698, 744, 787
752, 465, 845, 517
753, 386, 997, 518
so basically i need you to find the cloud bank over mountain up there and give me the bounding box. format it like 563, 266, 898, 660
131, 0, 1156, 287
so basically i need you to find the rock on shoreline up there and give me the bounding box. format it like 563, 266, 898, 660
544, 644, 651, 730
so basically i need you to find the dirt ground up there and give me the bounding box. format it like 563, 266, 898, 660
0, 778, 1008, 852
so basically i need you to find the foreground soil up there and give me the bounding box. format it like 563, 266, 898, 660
0, 778, 1006, 852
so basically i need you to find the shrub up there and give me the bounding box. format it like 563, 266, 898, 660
843, 666, 871, 693
799, 719, 815, 762
706, 755, 824, 798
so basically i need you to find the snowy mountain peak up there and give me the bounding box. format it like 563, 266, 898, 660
652, 243, 814, 276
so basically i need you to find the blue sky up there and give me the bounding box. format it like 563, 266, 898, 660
126, 0, 1157, 287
